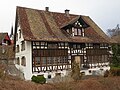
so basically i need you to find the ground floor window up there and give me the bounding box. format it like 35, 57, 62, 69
33, 56, 68, 66
16, 57, 20, 65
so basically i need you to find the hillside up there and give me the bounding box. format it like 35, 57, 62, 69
0, 75, 120, 90
0, 64, 120, 90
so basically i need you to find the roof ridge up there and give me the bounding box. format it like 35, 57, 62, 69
17, 6, 83, 16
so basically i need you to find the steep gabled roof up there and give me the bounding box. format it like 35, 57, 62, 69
15, 6, 114, 43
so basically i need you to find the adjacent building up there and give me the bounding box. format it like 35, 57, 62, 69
0, 33, 12, 45
0, 33, 14, 64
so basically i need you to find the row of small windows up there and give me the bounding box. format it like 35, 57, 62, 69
66, 27, 85, 37
33, 42, 68, 49
16, 41, 25, 53
32, 42, 109, 50
16, 56, 26, 66
33, 56, 68, 66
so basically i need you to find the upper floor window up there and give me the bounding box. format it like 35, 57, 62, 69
93, 43, 100, 49
16, 45, 19, 53
19, 29, 21, 39
21, 41, 25, 51
72, 27, 84, 36
16, 33, 18, 41
66, 21, 85, 37
21, 56, 26, 66
48, 42, 58, 49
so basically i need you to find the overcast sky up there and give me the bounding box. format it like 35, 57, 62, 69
0, 0, 120, 34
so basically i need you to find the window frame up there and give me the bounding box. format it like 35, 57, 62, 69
16, 57, 20, 65
21, 56, 26, 66
21, 41, 25, 51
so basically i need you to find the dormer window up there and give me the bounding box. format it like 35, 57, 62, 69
61, 16, 89, 37
72, 27, 84, 36
73, 21, 85, 36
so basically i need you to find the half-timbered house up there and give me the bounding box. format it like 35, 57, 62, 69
14, 6, 113, 80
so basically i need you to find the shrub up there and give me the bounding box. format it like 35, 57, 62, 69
104, 70, 110, 77
110, 67, 120, 76
31, 75, 46, 84
71, 61, 81, 81
111, 44, 120, 67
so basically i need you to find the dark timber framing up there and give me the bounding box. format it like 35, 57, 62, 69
32, 41, 70, 73
32, 41, 110, 73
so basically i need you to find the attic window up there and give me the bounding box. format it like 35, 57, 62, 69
72, 27, 84, 37
65, 20, 85, 37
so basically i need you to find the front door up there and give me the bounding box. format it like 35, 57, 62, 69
72, 56, 81, 68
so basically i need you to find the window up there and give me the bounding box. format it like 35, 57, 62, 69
48, 43, 58, 49
47, 57, 52, 65
34, 57, 40, 65
42, 57, 46, 65
93, 43, 100, 49
21, 56, 26, 66
21, 41, 25, 51
16, 45, 19, 53
63, 56, 68, 64
53, 57, 57, 65
16, 33, 18, 41
72, 27, 84, 36
74, 28, 78, 35
16, 57, 20, 65
19, 29, 21, 38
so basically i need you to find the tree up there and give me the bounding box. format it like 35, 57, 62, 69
111, 44, 120, 67
107, 24, 120, 37
71, 61, 81, 81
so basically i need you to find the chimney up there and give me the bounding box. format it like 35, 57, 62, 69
65, 9, 70, 17
45, 7, 49, 12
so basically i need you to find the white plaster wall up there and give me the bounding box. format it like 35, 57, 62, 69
22, 41, 32, 80
15, 26, 32, 80
15, 41, 32, 80
33, 70, 68, 79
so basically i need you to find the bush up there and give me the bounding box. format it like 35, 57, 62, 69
71, 61, 81, 81
104, 70, 110, 77
111, 44, 120, 67
110, 67, 120, 76
31, 75, 46, 84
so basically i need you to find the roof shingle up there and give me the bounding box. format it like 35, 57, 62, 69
16, 6, 114, 43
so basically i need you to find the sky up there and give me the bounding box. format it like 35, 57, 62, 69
0, 0, 120, 34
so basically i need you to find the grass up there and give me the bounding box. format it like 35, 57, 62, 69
0, 63, 120, 90
0, 75, 120, 90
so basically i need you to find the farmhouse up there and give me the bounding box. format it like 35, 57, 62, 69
14, 6, 113, 80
